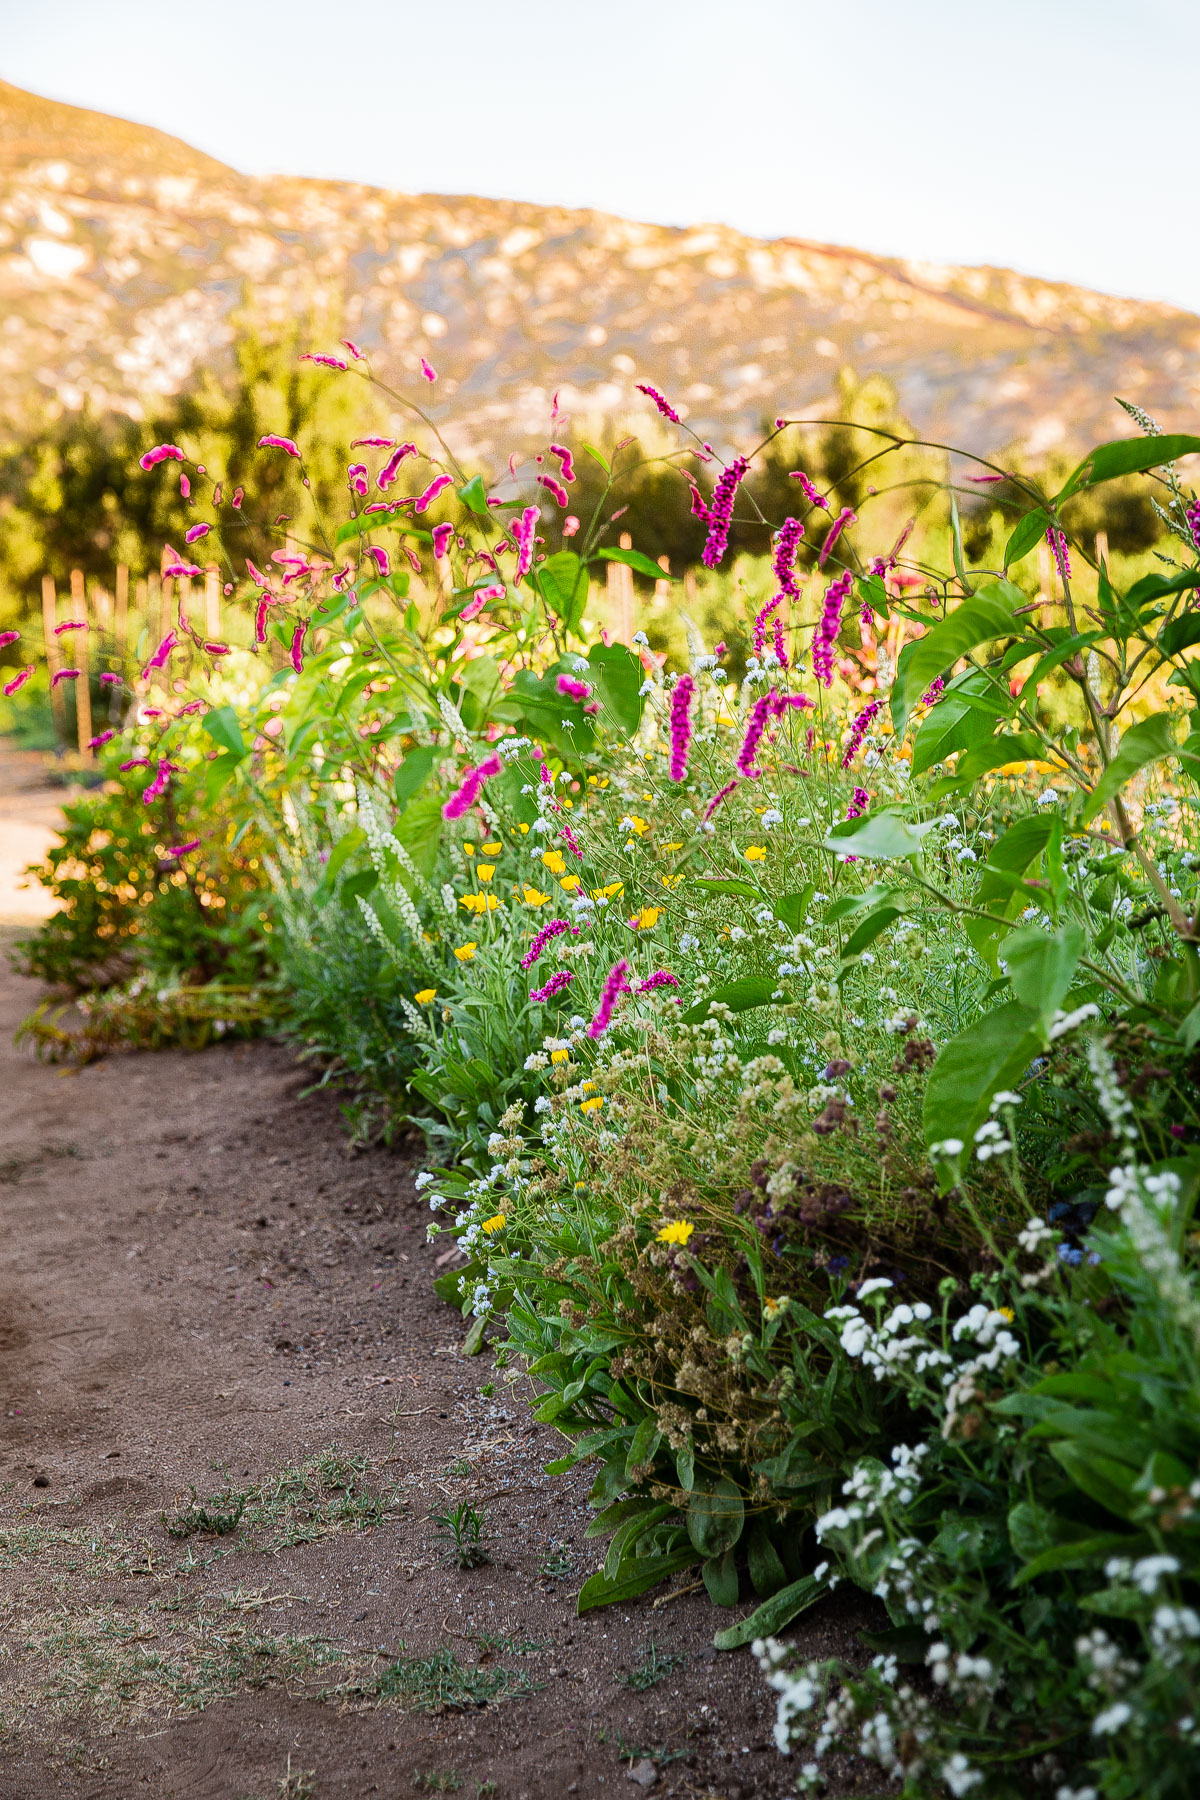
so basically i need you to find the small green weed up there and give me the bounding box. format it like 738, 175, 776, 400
372, 1645, 541, 1712
539, 1543, 575, 1580
616, 1640, 686, 1692
411, 1771, 462, 1794
430, 1501, 488, 1570
166, 1447, 402, 1565
163, 1488, 248, 1538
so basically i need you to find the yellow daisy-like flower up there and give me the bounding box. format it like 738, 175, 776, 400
459, 892, 502, 914
661, 874, 684, 891
454, 942, 477, 961
518, 822, 530, 834
481, 1212, 507, 1234
744, 845, 767, 862
414, 988, 437, 1004
541, 850, 566, 875
559, 874, 581, 893
662, 841, 683, 852
580, 1095, 604, 1114
656, 1220, 694, 1246
550, 1048, 570, 1064
630, 906, 662, 931
463, 842, 475, 855
591, 881, 624, 900
477, 863, 496, 882
580, 1079, 597, 1093
522, 885, 550, 906
481, 841, 502, 855
997, 1306, 1015, 1322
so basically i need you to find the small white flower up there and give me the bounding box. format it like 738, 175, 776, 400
632, 629, 649, 646
930, 1138, 964, 1160
1091, 1701, 1132, 1736
1036, 787, 1060, 806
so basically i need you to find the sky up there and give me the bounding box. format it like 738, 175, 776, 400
4, 0, 1198, 312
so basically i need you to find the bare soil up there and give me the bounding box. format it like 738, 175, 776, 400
0, 927, 872, 1800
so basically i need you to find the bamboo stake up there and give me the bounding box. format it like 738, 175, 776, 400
42, 574, 65, 746
204, 564, 221, 641
654, 554, 671, 602
70, 569, 92, 761
159, 575, 173, 641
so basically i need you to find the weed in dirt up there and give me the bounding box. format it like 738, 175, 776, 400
163, 1487, 248, 1538
538, 1543, 575, 1580
0, 1142, 81, 1184
601, 1730, 691, 1766
617, 1640, 687, 1692
371, 1645, 542, 1712
430, 1501, 488, 1570
469, 1630, 548, 1656
443, 1457, 474, 1479
411, 1772, 463, 1795
166, 1446, 402, 1567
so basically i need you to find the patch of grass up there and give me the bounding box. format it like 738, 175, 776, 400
0, 1143, 81, 1185
469, 1629, 548, 1656
371, 1645, 542, 1713
429, 1501, 488, 1570
168, 1446, 403, 1567
616, 1639, 687, 1692
163, 1488, 248, 1538
539, 1543, 575, 1580
600, 1729, 691, 1766
411, 1771, 463, 1794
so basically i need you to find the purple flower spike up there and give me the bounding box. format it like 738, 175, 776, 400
701, 456, 750, 569
668, 673, 695, 782
530, 969, 574, 1003
587, 958, 631, 1038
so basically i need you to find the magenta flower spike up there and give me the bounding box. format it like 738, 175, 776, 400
442, 753, 503, 821
139, 444, 186, 470
817, 506, 857, 569
258, 433, 301, 458
634, 383, 681, 424
556, 674, 591, 701
301, 352, 348, 370
813, 571, 853, 687
548, 444, 576, 482
0, 630, 18, 650
290, 621, 307, 674
668, 673, 695, 781
701, 455, 750, 569
432, 523, 453, 558
529, 969, 574, 1003
587, 958, 631, 1038
185, 523, 210, 543
635, 970, 680, 993
537, 473, 569, 507
3, 665, 34, 696
520, 918, 571, 971
787, 469, 828, 511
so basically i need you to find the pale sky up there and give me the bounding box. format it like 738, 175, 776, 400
5, 0, 1198, 312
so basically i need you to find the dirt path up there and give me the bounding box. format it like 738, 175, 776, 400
0, 935, 874, 1800
0, 742, 63, 926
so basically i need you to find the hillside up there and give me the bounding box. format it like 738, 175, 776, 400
1, 78, 1198, 458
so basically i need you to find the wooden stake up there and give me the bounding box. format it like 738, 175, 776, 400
204, 564, 221, 641
42, 574, 65, 745
654, 553, 671, 602
70, 569, 93, 760
1095, 529, 1109, 572
176, 575, 192, 635
159, 575, 172, 641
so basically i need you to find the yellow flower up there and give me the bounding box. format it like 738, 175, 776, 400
559, 874, 581, 893
592, 881, 624, 900
550, 1048, 570, 1064
580, 1079, 597, 1093
662, 841, 683, 852
459, 892, 502, 914
518, 822, 530, 834
481, 841, 502, 855
763, 1294, 791, 1321
661, 874, 684, 891
744, 845, 767, 862
477, 863, 496, 882
630, 906, 662, 931
627, 814, 649, 835
574, 1179, 587, 1190
541, 849, 566, 875
522, 885, 550, 906
580, 1095, 604, 1114
998, 1306, 1014, 1322
414, 988, 437, 1004
454, 942, 477, 961
587, 774, 599, 786
481, 1212, 507, 1234
463, 842, 475, 855
656, 1220, 694, 1246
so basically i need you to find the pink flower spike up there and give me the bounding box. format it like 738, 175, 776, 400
141, 757, 174, 804
818, 507, 857, 568
587, 958, 631, 1038
668, 673, 695, 781
353, 436, 395, 449
99, 672, 122, 686
813, 571, 853, 686
51, 668, 80, 687
432, 522, 453, 558
185, 523, 210, 543
520, 917, 570, 971
232, 487, 243, 508
257, 434, 301, 458
967, 473, 1005, 483
166, 839, 202, 858
163, 560, 203, 580
556, 673, 591, 701
529, 969, 574, 1004
548, 444, 576, 482
301, 352, 348, 371
179, 472, 191, 500
144, 629, 179, 675
701, 456, 749, 568
0, 630, 18, 650
204, 641, 231, 657
441, 752, 503, 821
460, 584, 503, 623
414, 473, 453, 513
703, 779, 739, 822
119, 757, 150, 771
512, 505, 541, 584
254, 597, 270, 644
3, 665, 33, 696
367, 546, 390, 577
377, 443, 418, 489
420, 357, 437, 382
635, 383, 681, 424
290, 621, 307, 674
348, 463, 369, 497
341, 340, 366, 361
537, 473, 569, 507
139, 444, 186, 470
88, 729, 115, 749
562, 515, 580, 538
635, 970, 679, 994
54, 619, 87, 635
788, 469, 829, 511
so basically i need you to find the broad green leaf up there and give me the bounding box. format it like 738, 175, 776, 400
824, 811, 936, 861
1129, 568, 1200, 608
713, 1575, 824, 1651
702, 1548, 739, 1608
583, 443, 610, 473
394, 745, 438, 811
1017, 630, 1104, 703
536, 551, 588, 634
1012, 1533, 1144, 1587
1056, 432, 1200, 502
825, 882, 901, 923
1004, 507, 1052, 569
576, 1547, 698, 1614
891, 584, 1024, 734
966, 813, 1056, 969
773, 885, 815, 931
841, 903, 908, 961
203, 704, 246, 760
1049, 1442, 1139, 1520
1000, 921, 1085, 1022
949, 731, 1048, 785
594, 545, 675, 581
910, 672, 999, 775
681, 977, 778, 1024
1082, 713, 1178, 823
746, 1520, 788, 1597
588, 641, 645, 737
922, 1001, 1044, 1173
686, 1477, 744, 1559
856, 572, 889, 620
624, 1417, 663, 1480
1159, 613, 1200, 657
457, 473, 490, 516
204, 749, 243, 802
392, 789, 443, 879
